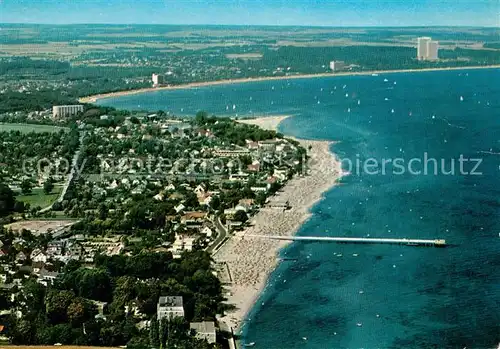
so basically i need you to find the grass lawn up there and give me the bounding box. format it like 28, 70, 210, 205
0, 123, 68, 133
16, 186, 62, 209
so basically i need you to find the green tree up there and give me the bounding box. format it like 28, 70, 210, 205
0, 182, 16, 216
21, 179, 32, 195
43, 178, 55, 194
233, 210, 248, 223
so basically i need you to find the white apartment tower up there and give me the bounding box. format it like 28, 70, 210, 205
329, 60, 346, 72
417, 37, 439, 60
52, 105, 84, 118
152, 73, 164, 86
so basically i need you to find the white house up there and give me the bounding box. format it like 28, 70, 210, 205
190, 321, 216, 344
157, 296, 184, 320
31, 249, 48, 263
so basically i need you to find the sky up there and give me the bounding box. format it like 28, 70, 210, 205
0, 0, 499, 27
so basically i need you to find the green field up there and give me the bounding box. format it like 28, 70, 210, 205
0, 123, 68, 133
17, 186, 62, 209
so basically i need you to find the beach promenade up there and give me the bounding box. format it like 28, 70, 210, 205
214, 115, 342, 332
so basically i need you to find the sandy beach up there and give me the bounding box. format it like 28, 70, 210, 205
214, 115, 342, 333
79, 64, 500, 103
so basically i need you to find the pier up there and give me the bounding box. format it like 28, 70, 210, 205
245, 235, 447, 247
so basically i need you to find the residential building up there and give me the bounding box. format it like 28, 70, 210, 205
52, 105, 84, 118
330, 60, 346, 72
152, 73, 165, 86
213, 149, 250, 158
190, 321, 216, 344
157, 296, 184, 320
181, 211, 207, 226
427, 40, 439, 60
417, 37, 439, 60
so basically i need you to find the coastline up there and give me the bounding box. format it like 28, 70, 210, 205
79, 64, 500, 103
214, 115, 342, 333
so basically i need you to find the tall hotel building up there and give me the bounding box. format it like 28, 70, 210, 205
417, 37, 439, 60
52, 105, 84, 118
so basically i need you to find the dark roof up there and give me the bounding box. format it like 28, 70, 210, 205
158, 296, 183, 307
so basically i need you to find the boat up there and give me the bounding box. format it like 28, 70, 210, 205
244, 342, 256, 347
353, 253, 358, 257
460, 96, 464, 101
337, 253, 343, 257
384, 78, 389, 82
357, 323, 363, 327
371, 73, 379, 76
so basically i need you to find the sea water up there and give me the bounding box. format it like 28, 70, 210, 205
98, 68, 500, 348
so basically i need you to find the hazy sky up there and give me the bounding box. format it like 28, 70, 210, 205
0, 0, 499, 27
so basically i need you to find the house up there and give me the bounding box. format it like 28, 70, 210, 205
38, 269, 59, 285
181, 211, 207, 226
66, 242, 83, 259
46, 242, 63, 256
157, 296, 184, 320
31, 249, 48, 263
153, 192, 164, 201
200, 227, 213, 238
15, 252, 27, 264
259, 140, 277, 152
194, 184, 206, 197
190, 321, 216, 344
250, 186, 268, 193
238, 199, 254, 212
198, 194, 213, 206
174, 203, 185, 213
247, 160, 261, 172
246, 140, 259, 150
229, 172, 250, 182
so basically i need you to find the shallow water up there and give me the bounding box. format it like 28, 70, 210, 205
99, 68, 500, 348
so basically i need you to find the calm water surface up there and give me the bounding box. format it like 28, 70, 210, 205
99, 69, 500, 348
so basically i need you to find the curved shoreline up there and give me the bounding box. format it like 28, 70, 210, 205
214, 116, 342, 334
79, 64, 500, 103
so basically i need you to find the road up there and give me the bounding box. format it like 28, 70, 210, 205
207, 215, 229, 253
39, 131, 84, 213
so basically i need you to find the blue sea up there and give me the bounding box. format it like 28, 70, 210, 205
98, 69, 500, 348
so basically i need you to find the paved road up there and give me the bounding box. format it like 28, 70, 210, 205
39, 131, 84, 213
207, 215, 228, 253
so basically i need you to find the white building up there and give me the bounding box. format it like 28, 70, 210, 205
152, 73, 164, 86
427, 40, 439, 60
190, 321, 216, 344
329, 61, 346, 72
417, 37, 439, 61
157, 296, 184, 320
52, 105, 84, 118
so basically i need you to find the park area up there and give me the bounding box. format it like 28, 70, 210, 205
16, 187, 62, 210
0, 123, 68, 133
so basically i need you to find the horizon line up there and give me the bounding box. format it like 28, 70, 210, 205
0, 22, 499, 29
